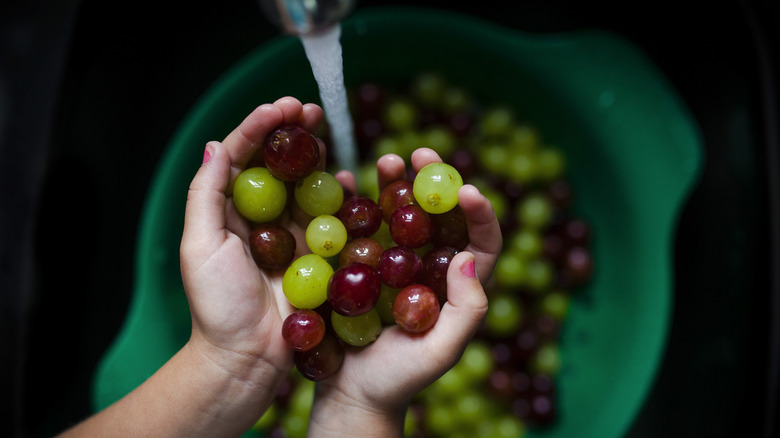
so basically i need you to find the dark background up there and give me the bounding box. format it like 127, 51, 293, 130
2, 0, 779, 437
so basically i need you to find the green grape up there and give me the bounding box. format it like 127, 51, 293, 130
280, 412, 307, 438
305, 215, 348, 258
477, 142, 509, 175
455, 390, 494, 429
538, 290, 571, 321
508, 123, 540, 153
375, 284, 400, 325
404, 406, 420, 438
411, 71, 447, 107
531, 342, 562, 375
526, 257, 555, 292
370, 220, 395, 250
430, 365, 470, 399
485, 293, 523, 337
509, 229, 544, 258
282, 253, 333, 309
458, 340, 494, 383
425, 402, 458, 436
479, 106, 515, 139
295, 170, 344, 217
441, 86, 471, 115
357, 163, 379, 201
233, 167, 287, 223
516, 191, 554, 230
373, 135, 405, 160
422, 125, 456, 159
489, 415, 527, 438
251, 402, 278, 431
281, 379, 315, 438
536, 146, 567, 181
505, 151, 537, 184
289, 378, 315, 416
473, 182, 508, 223
396, 130, 422, 162
494, 251, 528, 287
331, 308, 382, 346
383, 97, 418, 132
413, 162, 463, 214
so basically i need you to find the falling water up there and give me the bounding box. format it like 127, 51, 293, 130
300, 25, 358, 174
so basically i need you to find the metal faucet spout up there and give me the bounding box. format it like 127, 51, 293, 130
259, 0, 356, 35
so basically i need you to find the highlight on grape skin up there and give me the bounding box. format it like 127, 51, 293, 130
262, 124, 321, 182
413, 162, 464, 214
282, 309, 327, 352
327, 262, 382, 317
392, 284, 441, 334
232, 167, 287, 223
248, 223, 297, 270
305, 214, 348, 258
282, 254, 333, 310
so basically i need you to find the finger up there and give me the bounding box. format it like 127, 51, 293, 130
410, 147, 442, 172
426, 251, 488, 365
222, 104, 284, 177
376, 153, 406, 191
300, 103, 325, 133
181, 142, 232, 257
273, 96, 306, 125
335, 170, 357, 196
459, 184, 503, 282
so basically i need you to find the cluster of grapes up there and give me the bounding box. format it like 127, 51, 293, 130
249, 72, 595, 438
351, 74, 593, 438
233, 121, 470, 384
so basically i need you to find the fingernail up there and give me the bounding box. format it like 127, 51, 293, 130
203, 143, 213, 164
461, 259, 476, 278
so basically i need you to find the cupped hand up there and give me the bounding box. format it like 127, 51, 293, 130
179, 97, 325, 376
318, 148, 502, 414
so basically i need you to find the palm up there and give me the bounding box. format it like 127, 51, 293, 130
319, 148, 501, 409
180, 98, 325, 370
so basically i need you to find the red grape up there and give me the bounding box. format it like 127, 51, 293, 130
338, 237, 384, 268
337, 195, 383, 238
376, 246, 422, 289
282, 309, 326, 351
389, 204, 433, 248
561, 218, 591, 247
430, 205, 469, 251
447, 148, 477, 180
420, 246, 458, 304
392, 284, 440, 334
353, 82, 386, 116
564, 246, 593, 286
328, 262, 382, 316
294, 331, 345, 381
263, 124, 320, 182
248, 223, 296, 270
378, 179, 416, 222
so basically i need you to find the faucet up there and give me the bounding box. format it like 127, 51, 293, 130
259, 0, 356, 35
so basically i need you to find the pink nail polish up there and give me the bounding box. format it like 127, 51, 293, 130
461, 259, 476, 278
203, 145, 213, 164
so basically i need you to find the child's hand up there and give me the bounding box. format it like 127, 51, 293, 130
309, 148, 503, 437
180, 97, 324, 392
59, 97, 331, 438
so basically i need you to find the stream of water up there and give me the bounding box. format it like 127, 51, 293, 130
300, 25, 358, 174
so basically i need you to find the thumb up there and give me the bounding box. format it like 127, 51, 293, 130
181, 141, 232, 257
425, 251, 489, 364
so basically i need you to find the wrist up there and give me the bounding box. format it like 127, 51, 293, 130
186, 332, 290, 391
307, 382, 407, 438
184, 335, 291, 427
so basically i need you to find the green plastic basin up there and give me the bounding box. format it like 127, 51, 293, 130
92, 7, 704, 438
